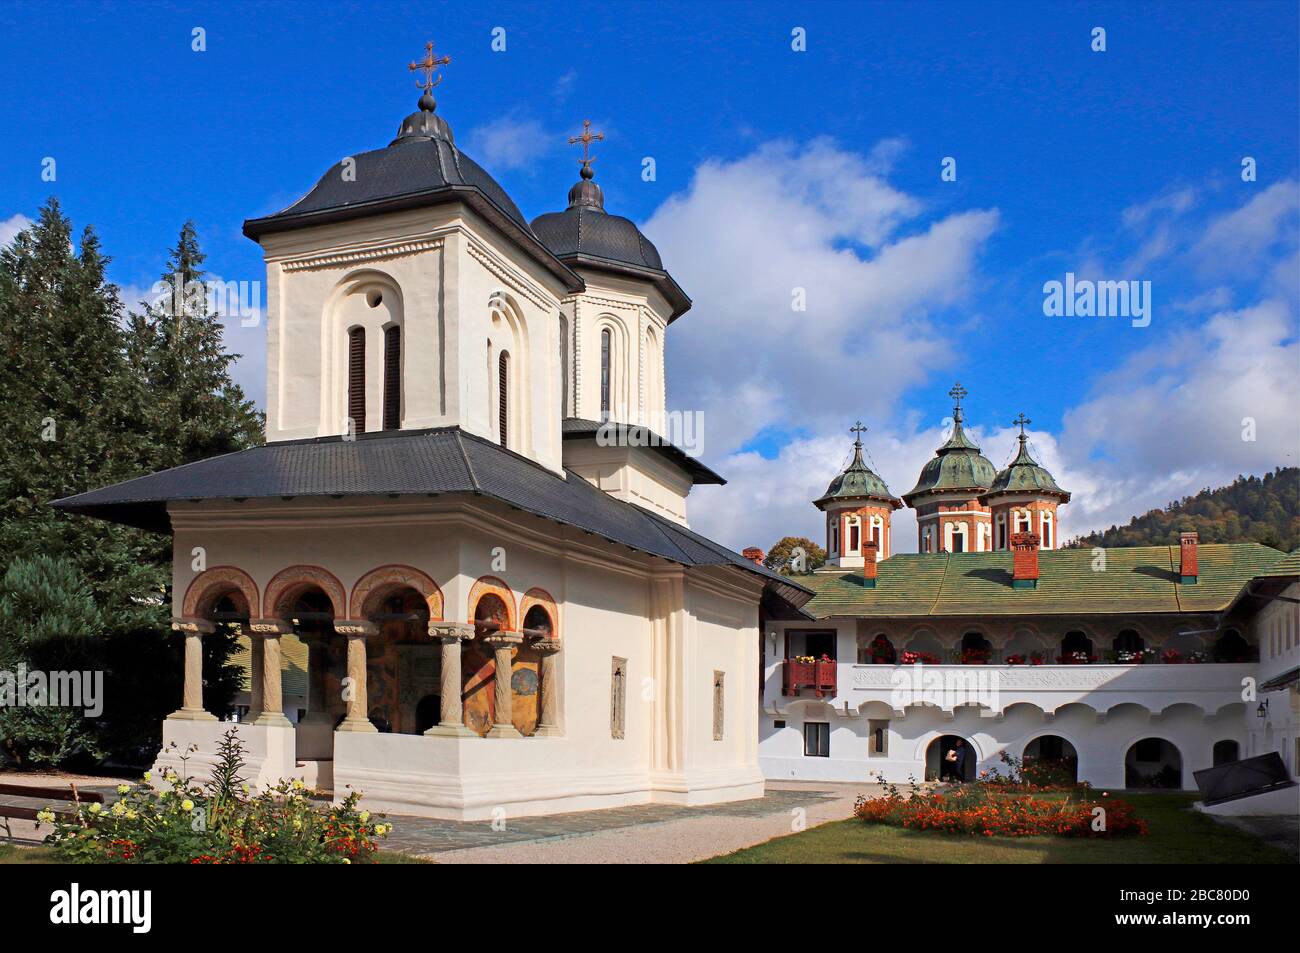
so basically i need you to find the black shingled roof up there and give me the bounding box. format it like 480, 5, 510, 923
51, 427, 809, 608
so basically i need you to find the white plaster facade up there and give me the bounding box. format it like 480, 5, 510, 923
758, 619, 1255, 790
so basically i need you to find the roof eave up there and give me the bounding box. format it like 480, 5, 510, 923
557, 253, 692, 321
243, 187, 585, 296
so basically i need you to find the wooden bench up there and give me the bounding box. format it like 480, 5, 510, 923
0, 782, 106, 839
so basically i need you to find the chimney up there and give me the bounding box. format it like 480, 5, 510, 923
742, 546, 765, 567
861, 540, 878, 588
1179, 531, 1198, 584
1011, 532, 1040, 589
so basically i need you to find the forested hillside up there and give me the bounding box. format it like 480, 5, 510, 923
1069, 468, 1298, 552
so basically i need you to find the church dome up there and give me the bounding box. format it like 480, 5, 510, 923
981, 427, 1070, 503
245, 94, 530, 237
814, 431, 902, 510
902, 385, 997, 505
529, 122, 691, 321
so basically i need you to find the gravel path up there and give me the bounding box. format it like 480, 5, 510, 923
429, 782, 873, 864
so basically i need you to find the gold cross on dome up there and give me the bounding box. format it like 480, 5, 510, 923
568, 119, 605, 169
850, 420, 868, 445
409, 41, 451, 92
1013, 412, 1032, 436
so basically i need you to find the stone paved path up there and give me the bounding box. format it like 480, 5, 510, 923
384, 782, 874, 863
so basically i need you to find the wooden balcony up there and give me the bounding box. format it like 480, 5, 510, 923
783, 658, 838, 698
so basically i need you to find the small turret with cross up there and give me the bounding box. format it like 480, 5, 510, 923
409, 40, 451, 111
1013, 412, 1032, 446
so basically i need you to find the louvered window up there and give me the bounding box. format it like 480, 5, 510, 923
383, 325, 400, 431
347, 327, 366, 434
498, 351, 509, 447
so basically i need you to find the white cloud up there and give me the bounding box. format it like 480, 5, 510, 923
1192, 180, 1298, 273
646, 138, 999, 464
0, 213, 33, 248
466, 116, 553, 172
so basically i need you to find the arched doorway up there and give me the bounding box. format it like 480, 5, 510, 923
925, 735, 975, 782
960, 632, 992, 664
1113, 629, 1144, 655
1213, 739, 1240, 766
463, 593, 511, 736
362, 587, 433, 734
1061, 630, 1094, 663
1023, 734, 1079, 785
1125, 737, 1183, 788
282, 588, 342, 749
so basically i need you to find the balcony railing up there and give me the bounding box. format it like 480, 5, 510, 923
782, 658, 838, 698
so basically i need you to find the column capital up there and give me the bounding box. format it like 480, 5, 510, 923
172, 618, 215, 635
532, 638, 562, 654
249, 619, 294, 635
428, 621, 475, 642
483, 630, 524, 648
335, 620, 379, 637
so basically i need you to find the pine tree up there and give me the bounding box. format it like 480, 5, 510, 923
131, 221, 262, 468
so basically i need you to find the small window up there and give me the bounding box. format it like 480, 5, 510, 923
600, 328, 612, 419
849, 521, 860, 554
497, 351, 509, 448
951, 528, 965, 553
712, 671, 725, 741
773, 719, 786, 729
610, 657, 627, 740
803, 722, 830, 758
347, 327, 366, 434
382, 325, 401, 431
869, 719, 889, 757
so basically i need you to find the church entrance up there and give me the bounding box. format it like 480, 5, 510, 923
362, 587, 435, 734
926, 734, 975, 782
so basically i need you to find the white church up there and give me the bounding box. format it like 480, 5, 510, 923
55, 44, 810, 820
54, 43, 1298, 823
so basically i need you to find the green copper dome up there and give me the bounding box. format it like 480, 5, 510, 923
981, 433, 1070, 502
902, 392, 997, 504
814, 438, 901, 509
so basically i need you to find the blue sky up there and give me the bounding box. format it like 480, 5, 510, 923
3, 1, 1297, 548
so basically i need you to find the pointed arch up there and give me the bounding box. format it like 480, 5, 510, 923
264, 565, 347, 619
351, 564, 443, 621
182, 566, 261, 620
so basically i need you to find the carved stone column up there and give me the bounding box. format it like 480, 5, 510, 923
170, 619, 217, 721
533, 638, 562, 737
483, 631, 523, 738
335, 621, 378, 733
247, 620, 293, 727
244, 630, 264, 723
426, 622, 475, 737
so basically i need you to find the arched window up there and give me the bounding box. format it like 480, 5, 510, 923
382, 325, 401, 431
829, 517, 839, 555
1114, 629, 1144, 655
848, 517, 861, 555
950, 524, 966, 553
498, 351, 510, 448
996, 514, 1007, 550
600, 328, 612, 419
1041, 512, 1053, 549
347, 327, 366, 434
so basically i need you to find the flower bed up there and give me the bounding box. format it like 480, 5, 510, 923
854, 758, 1148, 839
37, 729, 391, 864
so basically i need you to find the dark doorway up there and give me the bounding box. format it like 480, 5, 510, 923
804, 631, 836, 660
1212, 739, 1240, 766
415, 694, 442, 734
926, 735, 975, 782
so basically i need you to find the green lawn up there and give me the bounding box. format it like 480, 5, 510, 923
706, 793, 1294, 864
